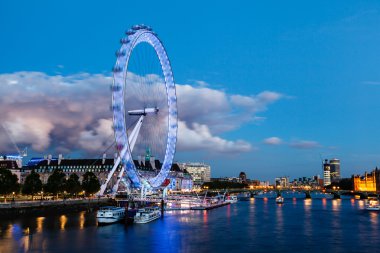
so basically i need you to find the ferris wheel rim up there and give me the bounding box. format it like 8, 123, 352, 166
111, 25, 178, 189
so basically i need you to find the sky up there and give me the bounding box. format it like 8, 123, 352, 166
1, 0, 380, 181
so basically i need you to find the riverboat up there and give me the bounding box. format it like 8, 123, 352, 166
276, 196, 284, 204
96, 206, 126, 225
225, 195, 238, 203
134, 206, 161, 224
366, 197, 380, 211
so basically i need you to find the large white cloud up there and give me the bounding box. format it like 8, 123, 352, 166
0, 71, 283, 156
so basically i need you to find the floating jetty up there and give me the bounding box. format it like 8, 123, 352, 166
165, 201, 230, 211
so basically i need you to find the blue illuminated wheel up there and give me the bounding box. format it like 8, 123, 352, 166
111, 25, 178, 189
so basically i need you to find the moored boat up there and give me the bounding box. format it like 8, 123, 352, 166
225, 195, 238, 203
366, 197, 380, 211
96, 206, 126, 225
134, 206, 161, 224
276, 196, 284, 204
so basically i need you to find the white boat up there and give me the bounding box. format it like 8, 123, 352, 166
276, 196, 284, 204
134, 206, 161, 224
225, 195, 238, 203
366, 198, 380, 211
96, 206, 126, 224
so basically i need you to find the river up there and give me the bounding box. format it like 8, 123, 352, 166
0, 198, 379, 253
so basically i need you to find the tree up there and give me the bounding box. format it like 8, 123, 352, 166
22, 170, 42, 198
45, 169, 66, 196
82, 172, 100, 195
66, 173, 82, 196
0, 169, 20, 201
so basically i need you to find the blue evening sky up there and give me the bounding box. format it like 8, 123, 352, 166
1, 0, 380, 181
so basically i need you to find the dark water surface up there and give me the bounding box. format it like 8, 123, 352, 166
0, 198, 379, 253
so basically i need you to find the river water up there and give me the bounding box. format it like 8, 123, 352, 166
0, 198, 379, 253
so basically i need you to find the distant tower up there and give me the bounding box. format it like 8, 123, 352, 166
145, 147, 151, 162
323, 159, 331, 186
329, 158, 341, 182
239, 172, 247, 183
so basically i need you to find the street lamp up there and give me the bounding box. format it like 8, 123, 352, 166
12, 192, 15, 202
41, 191, 43, 201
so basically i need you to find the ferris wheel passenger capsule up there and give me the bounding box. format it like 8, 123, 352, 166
115, 50, 126, 57
125, 29, 136, 35
120, 38, 130, 44
110, 84, 122, 92
112, 65, 123, 73
110, 104, 121, 112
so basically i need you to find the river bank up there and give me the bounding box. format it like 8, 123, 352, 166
0, 198, 115, 217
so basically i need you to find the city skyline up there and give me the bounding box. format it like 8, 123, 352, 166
1, 1, 380, 180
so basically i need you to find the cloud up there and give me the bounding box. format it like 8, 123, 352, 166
177, 121, 251, 153
78, 119, 114, 152
0, 71, 284, 156
263, 137, 282, 145
289, 140, 321, 149
230, 91, 283, 112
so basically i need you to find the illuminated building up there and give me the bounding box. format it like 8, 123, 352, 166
323, 160, 331, 186
353, 171, 376, 192
167, 163, 193, 191
179, 163, 211, 186
275, 177, 289, 188
330, 159, 341, 182
26, 153, 193, 191
0, 155, 28, 183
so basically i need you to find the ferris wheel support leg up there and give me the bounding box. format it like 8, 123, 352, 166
97, 145, 128, 196
140, 185, 145, 199
163, 187, 168, 199
112, 165, 125, 193
129, 115, 144, 152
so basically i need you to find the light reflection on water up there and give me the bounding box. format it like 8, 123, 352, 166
1, 199, 380, 252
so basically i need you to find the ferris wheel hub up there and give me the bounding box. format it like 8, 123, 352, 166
128, 107, 159, 116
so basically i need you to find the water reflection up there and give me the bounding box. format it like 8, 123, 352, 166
79, 212, 85, 230
1, 200, 380, 252
60, 215, 67, 231
202, 210, 208, 224
322, 198, 327, 209
369, 212, 378, 226
332, 199, 341, 211
36, 217, 44, 233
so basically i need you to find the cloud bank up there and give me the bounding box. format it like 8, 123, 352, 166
0, 71, 283, 156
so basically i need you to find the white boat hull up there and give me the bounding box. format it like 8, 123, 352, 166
366, 206, 380, 211
97, 217, 124, 224
134, 213, 161, 224
96, 206, 125, 224
134, 207, 162, 224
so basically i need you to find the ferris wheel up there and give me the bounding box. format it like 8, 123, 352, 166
99, 25, 178, 195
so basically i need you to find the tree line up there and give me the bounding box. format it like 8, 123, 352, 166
0, 168, 101, 199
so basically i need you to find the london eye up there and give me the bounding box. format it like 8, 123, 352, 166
99, 25, 178, 195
